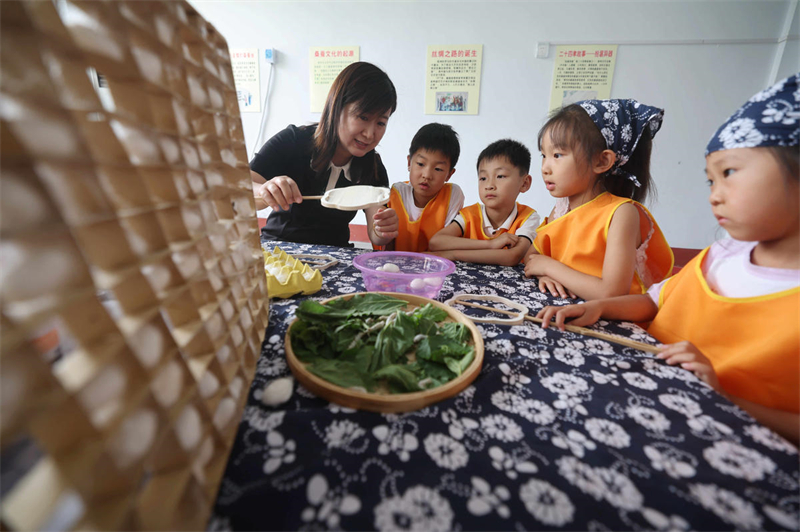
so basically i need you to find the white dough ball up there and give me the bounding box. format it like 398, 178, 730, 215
260, 377, 294, 406
382, 262, 400, 273
410, 278, 426, 290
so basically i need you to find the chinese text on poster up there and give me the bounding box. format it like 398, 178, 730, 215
549, 45, 617, 112
231, 48, 260, 113
309, 47, 360, 112
425, 45, 483, 115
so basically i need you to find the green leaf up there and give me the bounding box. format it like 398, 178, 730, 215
291, 294, 475, 395
416, 318, 437, 335
413, 303, 449, 323
372, 364, 421, 393
371, 311, 417, 372
347, 293, 409, 316
295, 299, 352, 323
295, 293, 407, 324
306, 359, 375, 391
440, 322, 471, 343
290, 320, 336, 361
333, 319, 368, 352
409, 305, 444, 335
416, 334, 473, 363
444, 347, 475, 376
411, 359, 456, 386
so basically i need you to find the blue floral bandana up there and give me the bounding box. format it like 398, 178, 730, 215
578, 99, 664, 187
706, 73, 800, 156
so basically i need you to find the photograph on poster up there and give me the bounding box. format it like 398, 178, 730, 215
237, 89, 254, 107
436, 91, 468, 112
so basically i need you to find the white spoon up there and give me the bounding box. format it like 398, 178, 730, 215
302, 185, 391, 211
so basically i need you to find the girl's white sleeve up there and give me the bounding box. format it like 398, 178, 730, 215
646, 279, 667, 306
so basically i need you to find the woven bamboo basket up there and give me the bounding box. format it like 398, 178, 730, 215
0, 1, 269, 529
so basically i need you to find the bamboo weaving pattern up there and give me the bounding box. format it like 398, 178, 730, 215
0, 1, 268, 529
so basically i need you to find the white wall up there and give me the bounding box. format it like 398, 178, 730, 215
776, 4, 800, 81
189, 0, 799, 249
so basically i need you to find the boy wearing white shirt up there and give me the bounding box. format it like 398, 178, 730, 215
387, 123, 465, 252
429, 139, 540, 266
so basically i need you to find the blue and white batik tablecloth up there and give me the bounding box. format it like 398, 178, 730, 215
208, 242, 799, 531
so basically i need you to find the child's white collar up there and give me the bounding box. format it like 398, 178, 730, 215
482, 203, 518, 234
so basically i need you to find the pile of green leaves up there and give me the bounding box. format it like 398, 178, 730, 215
290, 293, 475, 394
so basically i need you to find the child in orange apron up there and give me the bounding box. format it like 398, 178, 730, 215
428, 139, 540, 266
524, 100, 673, 300
387, 123, 464, 252
536, 74, 800, 443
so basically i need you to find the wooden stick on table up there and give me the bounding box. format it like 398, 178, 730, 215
454, 300, 661, 354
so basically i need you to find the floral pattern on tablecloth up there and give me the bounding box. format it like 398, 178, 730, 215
208, 242, 799, 531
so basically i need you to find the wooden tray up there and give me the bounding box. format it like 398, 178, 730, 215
285, 292, 484, 413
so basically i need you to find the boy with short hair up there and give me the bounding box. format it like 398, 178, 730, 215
428, 139, 540, 266
387, 123, 465, 252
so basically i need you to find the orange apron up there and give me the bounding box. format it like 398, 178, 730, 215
533, 192, 673, 294
648, 248, 800, 412
388, 183, 453, 252
459, 203, 537, 240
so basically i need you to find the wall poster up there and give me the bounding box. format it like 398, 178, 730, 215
549, 45, 618, 112
309, 46, 360, 112
231, 48, 261, 113
425, 45, 483, 115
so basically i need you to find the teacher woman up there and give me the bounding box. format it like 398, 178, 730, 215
251, 62, 399, 247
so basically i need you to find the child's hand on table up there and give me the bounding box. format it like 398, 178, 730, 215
657, 341, 723, 392
489, 233, 519, 249
523, 253, 555, 278
536, 300, 603, 330
536, 276, 576, 299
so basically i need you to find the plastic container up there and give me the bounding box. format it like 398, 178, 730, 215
353, 252, 455, 299
263, 247, 323, 298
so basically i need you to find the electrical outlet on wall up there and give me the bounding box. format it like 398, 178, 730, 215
536, 42, 549, 59
265, 48, 276, 63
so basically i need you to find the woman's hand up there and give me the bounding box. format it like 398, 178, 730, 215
536, 275, 576, 299
372, 207, 399, 240
657, 341, 723, 392
255, 175, 302, 211
536, 301, 603, 330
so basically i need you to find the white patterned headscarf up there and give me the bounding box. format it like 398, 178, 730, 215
705, 73, 800, 156
577, 99, 664, 187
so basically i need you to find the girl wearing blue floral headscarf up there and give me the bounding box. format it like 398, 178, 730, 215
523, 100, 673, 300
537, 74, 800, 443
